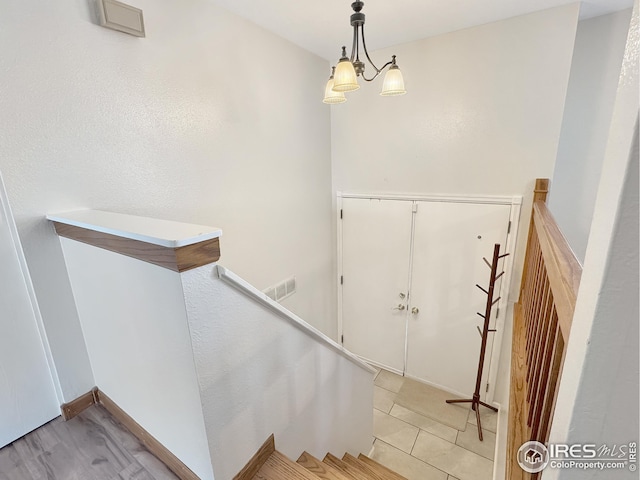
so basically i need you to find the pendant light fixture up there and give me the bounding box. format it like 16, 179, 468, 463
324, 1, 406, 103
323, 66, 347, 104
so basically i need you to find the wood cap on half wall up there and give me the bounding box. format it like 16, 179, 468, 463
47, 210, 222, 272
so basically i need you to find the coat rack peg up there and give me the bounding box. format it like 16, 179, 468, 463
476, 312, 485, 319
488, 329, 497, 333
447, 243, 508, 442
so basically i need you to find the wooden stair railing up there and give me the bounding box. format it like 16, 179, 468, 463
507, 178, 583, 479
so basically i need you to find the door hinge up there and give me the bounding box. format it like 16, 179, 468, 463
507, 221, 512, 234
486, 383, 490, 393
340, 275, 344, 285
340, 209, 343, 219
341, 335, 344, 344
412, 203, 418, 213
496, 307, 500, 319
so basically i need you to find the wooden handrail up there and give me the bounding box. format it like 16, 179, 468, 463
531, 201, 582, 337
506, 179, 583, 479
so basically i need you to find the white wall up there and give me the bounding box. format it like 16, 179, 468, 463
331, 4, 579, 301
0, 0, 334, 401
183, 265, 374, 480
60, 237, 214, 480
548, 10, 632, 264
546, 1, 639, 478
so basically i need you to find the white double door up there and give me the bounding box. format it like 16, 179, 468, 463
341, 197, 511, 397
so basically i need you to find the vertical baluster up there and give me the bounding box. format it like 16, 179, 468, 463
535, 315, 565, 443
525, 241, 543, 355
528, 288, 554, 424
526, 239, 542, 326
527, 276, 550, 405
526, 252, 545, 381
523, 235, 538, 316
527, 269, 548, 377
523, 236, 540, 339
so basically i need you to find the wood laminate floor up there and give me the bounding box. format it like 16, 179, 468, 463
0, 405, 179, 480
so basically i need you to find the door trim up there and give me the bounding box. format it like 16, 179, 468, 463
340, 192, 522, 205
337, 194, 344, 346
0, 173, 63, 404
486, 200, 522, 402
403, 202, 418, 376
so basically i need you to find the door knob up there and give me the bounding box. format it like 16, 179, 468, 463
393, 304, 406, 311
411, 307, 419, 314
399, 292, 406, 299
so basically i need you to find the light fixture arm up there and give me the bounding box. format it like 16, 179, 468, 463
359, 25, 383, 81
346, 2, 397, 82
360, 60, 393, 82
360, 32, 396, 82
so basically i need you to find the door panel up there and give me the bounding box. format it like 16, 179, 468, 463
341, 198, 413, 372
406, 202, 511, 397
0, 181, 59, 448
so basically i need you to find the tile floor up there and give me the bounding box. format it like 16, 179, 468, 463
370, 368, 498, 480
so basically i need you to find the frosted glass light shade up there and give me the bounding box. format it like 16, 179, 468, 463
333, 60, 359, 92
380, 66, 406, 96
323, 78, 346, 104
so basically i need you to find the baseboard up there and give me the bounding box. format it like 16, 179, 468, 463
61, 387, 199, 480
60, 387, 99, 420
95, 389, 200, 480
232, 434, 275, 480
367, 443, 376, 457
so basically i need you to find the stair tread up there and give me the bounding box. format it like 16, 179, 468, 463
342, 453, 390, 480
357, 454, 408, 480
323, 453, 369, 480
297, 452, 352, 480
253, 451, 321, 480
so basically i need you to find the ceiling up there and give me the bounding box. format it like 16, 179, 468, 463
209, 0, 633, 61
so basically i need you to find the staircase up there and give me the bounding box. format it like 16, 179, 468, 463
237, 435, 407, 480
255, 450, 407, 480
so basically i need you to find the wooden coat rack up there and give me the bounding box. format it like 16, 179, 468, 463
446, 243, 508, 441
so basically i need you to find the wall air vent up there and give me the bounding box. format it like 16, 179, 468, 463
263, 275, 296, 303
